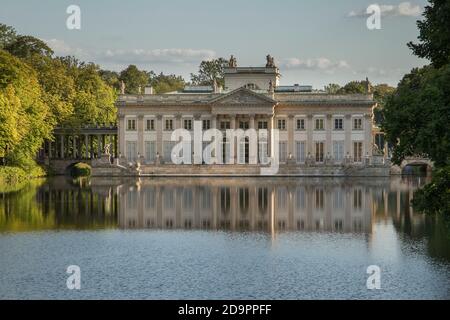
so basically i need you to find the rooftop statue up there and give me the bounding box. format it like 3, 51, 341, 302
266, 54, 276, 68
228, 55, 237, 68
120, 80, 125, 94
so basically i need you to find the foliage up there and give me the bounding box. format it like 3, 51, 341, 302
190, 58, 228, 87
69, 162, 91, 177
150, 72, 185, 94
0, 23, 17, 49
119, 65, 150, 94
407, 0, 450, 68
324, 83, 340, 94
413, 166, 450, 216
4, 35, 53, 59
0, 50, 53, 169
382, 65, 450, 167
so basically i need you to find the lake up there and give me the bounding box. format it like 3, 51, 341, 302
0, 176, 449, 299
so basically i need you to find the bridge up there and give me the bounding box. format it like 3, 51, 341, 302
37, 125, 118, 174
390, 156, 434, 175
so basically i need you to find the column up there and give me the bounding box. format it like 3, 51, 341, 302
345, 114, 352, 160
97, 134, 102, 156
306, 114, 313, 157
137, 115, 144, 159
85, 135, 89, 159
326, 114, 332, 159
118, 115, 125, 158
60, 135, 65, 159
156, 115, 163, 158
268, 115, 274, 158
287, 114, 295, 159
249, 114, 257, 164
364, 113, 373, 159
230, 114, 236, 164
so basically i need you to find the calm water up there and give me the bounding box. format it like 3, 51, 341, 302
0, 176, 449, 299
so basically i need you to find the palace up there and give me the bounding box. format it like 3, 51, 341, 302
116, 55, 389, 176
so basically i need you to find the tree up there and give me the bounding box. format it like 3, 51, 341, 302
119, 65, 150, 94
99, 69, 120, 92
382, 65, 450, 167
324, 83, 340, 94
0, 23, 17, 49
407, 0, 450, 68
337, 80, 367, 94
190, 58, 228, 87
0, 50, 53, 169
5, 35, 53, 59
150, 72, 185, 94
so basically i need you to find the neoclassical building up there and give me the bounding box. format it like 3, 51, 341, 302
116, 56, 387, 176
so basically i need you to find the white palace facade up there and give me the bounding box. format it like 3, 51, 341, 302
116, 56, 388, 176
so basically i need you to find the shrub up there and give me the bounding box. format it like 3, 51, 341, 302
70, 162, 91, 177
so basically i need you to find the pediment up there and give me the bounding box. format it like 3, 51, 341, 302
210, 87, 276, 105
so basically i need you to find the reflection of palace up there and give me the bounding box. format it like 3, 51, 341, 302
118, 178, 376, 233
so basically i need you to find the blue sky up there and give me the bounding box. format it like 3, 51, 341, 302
0, 0, 429, 88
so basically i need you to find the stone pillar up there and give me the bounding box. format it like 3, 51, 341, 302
268, 115, 273, 158
156, 115, 163, 158
60, 135, 65, 159
306, 114, 313, 157
249, 114, 257, 164
287, 114, 295, 160
118, 115, 125, 158
345, 114, 352, 160
364, 113, 373, 159
326, 114, 332, 160
230, 114, 236, 164
137, 115, 144, 159
85, 135, 89, 159
97, 134, 102, 156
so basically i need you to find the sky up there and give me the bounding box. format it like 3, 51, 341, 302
0, 0, 429, 89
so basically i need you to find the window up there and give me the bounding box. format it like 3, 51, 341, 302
333, 141, 344, 162
258, 121, 268, 129
353, 142, 363, 162
296, 119, 305, 130
353, 118, 363, 130
184, 119, 192, 130
202, 119, 211, 130
145, 119, 154, 131
164, 141, 176, 162
165, 119, 173, 131
334, 118, 343, 130
315, 142, 324, 163
277, 119, 286, 130
239, 121, 249, 130
258, 138, 268, 164
220, 121, 230, 130
144, 141, 156, 162
279, 141, 287, 163
126, 141, 137, 161
296, 141, 306, 163
127, 119, 136, 131
315, 118, 324, 130
244, 83, 259, 90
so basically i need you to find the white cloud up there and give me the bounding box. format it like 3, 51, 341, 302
281, 57, 350, 72
348, 2, 422, 18
44, 39, 216, 65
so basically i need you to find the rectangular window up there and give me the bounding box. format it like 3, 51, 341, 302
279, 141, 287, 163
296, 141, 306, 163
258, 121, 268, 129
296, 119, 305, 130
184, 119, 192, 130
333, 141, 344, 162
145, 119, 154, 131
163, 141, 176, 162
144, 141, 156, 162
202, 119, 211, 130
353, 118, 363, 130
165, 119, 173, 131
220, 121, 230, 130
258, 139, 268, 164
334, 118, 343, 130
127, 119, 136, 131
315, 118, 324, 130
239, 121, 249, 130
277, 119, 286, 130
126, 141, 137, 161
353, 142, 363, 162
315, 142, 324, 163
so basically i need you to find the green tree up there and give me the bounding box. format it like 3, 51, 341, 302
382, 65, 450, 167
0, 50, 53, 168
324, 83, 341, 94
119, 65, 150, 94
190, 58, 228, 87
4, 35, 53, 59
407, 0, 450, 68
150, 72, 185, 94
337, 80, 367, 94
0, 23, 17, 49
